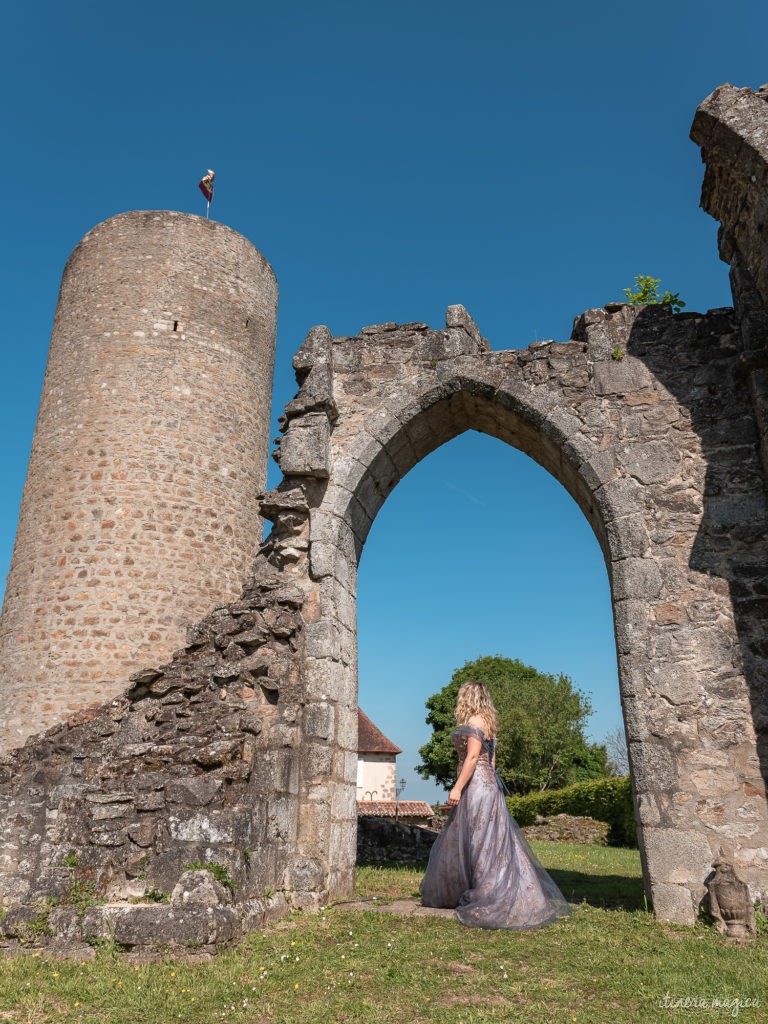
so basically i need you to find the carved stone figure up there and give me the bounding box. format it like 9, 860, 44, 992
706, 849, 757, 943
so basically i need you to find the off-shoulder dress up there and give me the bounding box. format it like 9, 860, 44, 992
420, 724, 573, 929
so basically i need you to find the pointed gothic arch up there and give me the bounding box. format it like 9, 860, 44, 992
274, 305, 767, 925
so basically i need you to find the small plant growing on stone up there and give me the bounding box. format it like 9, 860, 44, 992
145, 888, 171, 904
182, 860, 238, 893
754, 899, 768, 938
17, 897, 57, 942
611, 345, 625, 361
624, 274, 685, 314
58, 854, 81, 868
66, 879, 102, 914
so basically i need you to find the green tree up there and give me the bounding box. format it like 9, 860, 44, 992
416, 655, 608, 794
624, 274, 685, 314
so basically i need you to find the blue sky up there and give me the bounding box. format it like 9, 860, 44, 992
1, 1, 765, 802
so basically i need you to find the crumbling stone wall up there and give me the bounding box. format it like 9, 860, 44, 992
692, 83, 768, 313
0, 84, 767, 946
691, 83, 768, 486
0, 562, 315, 949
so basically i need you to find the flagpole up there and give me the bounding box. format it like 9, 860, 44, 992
199, 169, 214, 219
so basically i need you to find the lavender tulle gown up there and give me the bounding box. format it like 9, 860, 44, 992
420, 725, 573, 929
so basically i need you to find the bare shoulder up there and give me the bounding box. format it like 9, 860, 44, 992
466, 715, 487, 736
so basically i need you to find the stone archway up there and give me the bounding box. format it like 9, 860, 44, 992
272, 300, 768, 925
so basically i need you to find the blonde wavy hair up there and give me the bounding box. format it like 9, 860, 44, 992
454, 681, 498, 738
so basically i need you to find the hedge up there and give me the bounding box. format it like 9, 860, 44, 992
506, 775, 637, 847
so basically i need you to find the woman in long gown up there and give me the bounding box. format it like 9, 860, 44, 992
420, 681, 573, 930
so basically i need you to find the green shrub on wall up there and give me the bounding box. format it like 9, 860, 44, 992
507, 776, 637, 848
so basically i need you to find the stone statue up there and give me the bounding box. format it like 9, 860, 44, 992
706, 849, 757, 943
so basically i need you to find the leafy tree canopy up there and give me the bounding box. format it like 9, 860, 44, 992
416, 655, 609, 794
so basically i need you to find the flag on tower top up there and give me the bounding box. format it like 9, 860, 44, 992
199, 169, 215, 203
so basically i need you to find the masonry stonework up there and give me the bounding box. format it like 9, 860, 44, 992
0, 84, 766, 948
0, 211, 277, 750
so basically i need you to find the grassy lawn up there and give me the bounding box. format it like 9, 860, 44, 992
0, 842, 765, 1023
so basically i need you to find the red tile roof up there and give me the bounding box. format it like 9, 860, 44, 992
358, 708, 402, 754
357, 800, 434, 818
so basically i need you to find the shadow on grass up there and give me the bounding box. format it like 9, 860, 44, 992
356, 859, 646, 912
548, 867, 645, 911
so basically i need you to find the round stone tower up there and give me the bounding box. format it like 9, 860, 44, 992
0, 211, 277, 752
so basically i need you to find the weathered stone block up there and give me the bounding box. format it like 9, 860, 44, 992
167, 809, 250, 845
305, 657, 355, 703
171, 869, 233, 907
331, 782, 357, 822
81, 903, 240, 948
304, 742, 334, 778
335, 705, 358, 751
649, 881, 697, 925
642, 827, 715, 886
304, 620, 340, 661
299, 795, 331, 847
329, 820, 357, 871
304, 702, 334, 741
286, 856, 325, 890
621, 440, 681, 486
594, 357, 654, 396
611, 557, 663, 601
630, 740, 679, 792
266, 796, 297, 844
293, 324, 332, 373
604, 513, 651, 560
278, 412, 331, 478
165, 777, 223, 808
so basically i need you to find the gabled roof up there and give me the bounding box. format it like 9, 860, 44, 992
357, 800, 434, 818
358, 708, 402, 754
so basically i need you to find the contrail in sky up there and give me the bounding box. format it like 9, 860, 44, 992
443, 481, 488, 507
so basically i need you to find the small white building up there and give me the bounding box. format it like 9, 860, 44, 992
356, 708, 401, 800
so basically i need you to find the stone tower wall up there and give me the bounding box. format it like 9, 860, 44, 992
0, 211, 277, 751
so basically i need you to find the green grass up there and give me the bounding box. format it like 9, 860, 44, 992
354, 842, 645, 910
0, 842, 765, 1023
